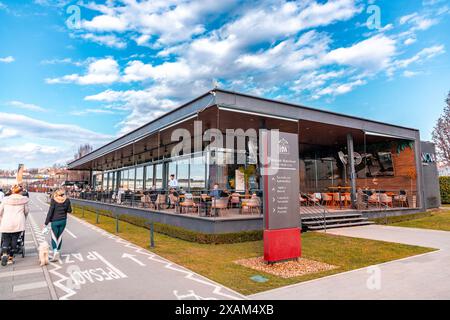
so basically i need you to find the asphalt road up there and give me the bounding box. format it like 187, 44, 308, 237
26, 193, 244, 300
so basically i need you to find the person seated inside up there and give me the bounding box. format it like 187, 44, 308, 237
168, 174, 178, 190
148, 185, 158, 204
209, 183, 221, 199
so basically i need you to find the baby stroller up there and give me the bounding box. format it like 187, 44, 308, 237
0, 231, 25, 258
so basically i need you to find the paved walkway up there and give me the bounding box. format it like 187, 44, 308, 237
251, 225, 450, 300
0, 204, 56, 300
1, 193, 244, 300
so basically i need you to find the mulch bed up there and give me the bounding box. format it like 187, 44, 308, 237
235, 257, 337, 278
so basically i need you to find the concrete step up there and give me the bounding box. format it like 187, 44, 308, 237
306, 220, 374, 231
301, 213, 363, 220
302, 217, 370, 226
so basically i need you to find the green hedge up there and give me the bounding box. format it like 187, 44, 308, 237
440, 176, 450, 204
371, 211, 433, 225
72, 205, 262, 244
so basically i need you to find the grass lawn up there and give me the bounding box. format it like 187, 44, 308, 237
391, 208, 450, 231
71, 208, 434, 295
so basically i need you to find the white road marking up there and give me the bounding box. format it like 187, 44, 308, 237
13, 281, 48, 292
65, 228, 77, 238
0, 268, 42, 279
122, 253, 146, 266
92, 251, 127, 278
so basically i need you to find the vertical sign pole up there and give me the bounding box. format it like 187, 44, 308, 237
262, 131, 301, 264
150, 221, 155, 248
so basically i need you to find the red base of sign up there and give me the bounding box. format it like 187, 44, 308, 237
263, 228, 301, 263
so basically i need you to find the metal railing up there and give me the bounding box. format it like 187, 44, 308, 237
68, 188, 264, 218
301, 194, 328, 232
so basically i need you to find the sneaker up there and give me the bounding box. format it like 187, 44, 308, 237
1, 254, 7, 266
50, 251, 60, 262
7, 257, 14, 265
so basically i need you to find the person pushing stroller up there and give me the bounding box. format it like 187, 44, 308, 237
0, 185, 29, 266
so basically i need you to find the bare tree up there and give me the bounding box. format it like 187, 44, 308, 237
432, 92, 450, 164
74, 144, 94, 160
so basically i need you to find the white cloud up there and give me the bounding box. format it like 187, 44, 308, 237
400, 12, 438, 31
0, 125, 17, 139
324, 35, 396, 70
40, 58, 84, 66
82, 15, 128, 32
70, 108, 117, 116
404, 37, 417, 46
403, 70, 421, 78
313, 79, 366, 99
5, 100, 47, 112
0, 112, 112, 142
391, 45, 445, 70
45, 0, 445, 134
46, 58, 120, 85
80, 33, 127, 49
0, 56, 14, 63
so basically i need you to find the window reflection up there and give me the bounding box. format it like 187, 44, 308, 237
135, 167, 144, 191
155, 163, 163, 189
145, 165, 153, 189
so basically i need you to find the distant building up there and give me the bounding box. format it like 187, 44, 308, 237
438, 162, 450, 176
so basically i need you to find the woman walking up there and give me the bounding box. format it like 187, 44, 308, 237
44, 189, 72, 262
0, 185, 29, 266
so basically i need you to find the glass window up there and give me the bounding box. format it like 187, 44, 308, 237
145, 165, 153, 189
177, 158, 189, 189
120, 170, 128, 189
155, 163, 163, 189
102, 173, 108, 191
96, 174, 103, 191
168, 161, 177, 182
136, 167, 144, 191
128, 168, 135, 191
190, 156, 206, 190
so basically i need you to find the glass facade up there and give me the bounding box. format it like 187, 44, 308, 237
145, 165, 153, 189
155, 163, 163, 189
135, 166, 144, 191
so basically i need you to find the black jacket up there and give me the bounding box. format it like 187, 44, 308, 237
45, 198, 72, 225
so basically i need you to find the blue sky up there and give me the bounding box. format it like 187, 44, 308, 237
0, 0, 449, 169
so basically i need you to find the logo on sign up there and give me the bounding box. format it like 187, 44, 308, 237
421, 152, 436, 164
279, 138, 289, 155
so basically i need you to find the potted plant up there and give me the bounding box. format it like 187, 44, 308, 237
238, 165, 256, 196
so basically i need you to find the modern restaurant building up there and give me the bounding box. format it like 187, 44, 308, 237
68, 88, 441, 234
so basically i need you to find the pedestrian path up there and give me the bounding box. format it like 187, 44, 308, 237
13, 193, 244, 300
0, 218, 55, 300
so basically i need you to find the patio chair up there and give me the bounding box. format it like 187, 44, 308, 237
210, 197, 229, 217
141, 194, 151, 208
153, 194, 167, 210
343, 193, 352, 207
393, 190, 408, 207
380, 193, 393, 207
230, 193, 241, 208
332, 193, 343, 207
242, 194, 261, 214
299, 194, 307, 206
307, 193, 320, 206
321, 193, 333, 206
367, 193, 380, 207
180, 198, 197, 214
168, 193, 179, 210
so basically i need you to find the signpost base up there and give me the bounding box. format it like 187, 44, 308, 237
264, 228, 301, 263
